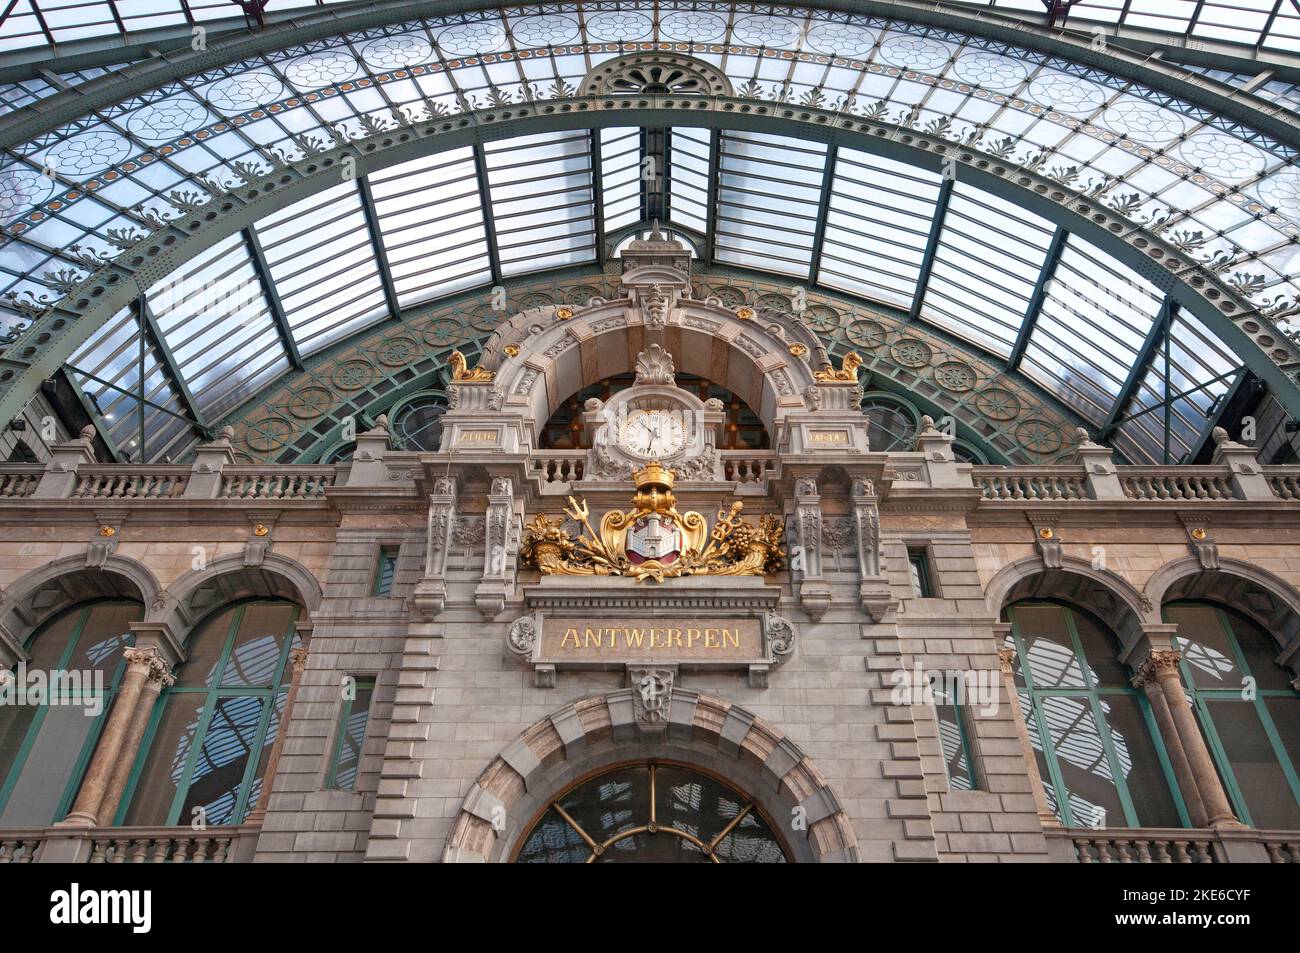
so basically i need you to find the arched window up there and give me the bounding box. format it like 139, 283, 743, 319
390, 392, 448, 451
0, 600, 140, 826
860, 394, 917, 451
1164, 601, 1300, 830
119, 599, 301, 827
515, 762, 788, 863
1005, 601, 1184, 829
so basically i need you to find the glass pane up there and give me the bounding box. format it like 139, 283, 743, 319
178, 605, 238, 689
0, 704, 96, 825
515, 806, 590, 863
935, 700, 975, 791
1166, 604, 1243, 688
555, 765, 646, 846
124, 692, 207, 825
22, 608, 78, 671
1206, 699, 1300, 829
179, 694, 266, 827
0, 704, 37, 793
1072, 609, 1129, 689
220, 602, 294, 689
1040, 695, 1125, 828
1012, 605, 1087, 688
68, 602, 138, 673
1100, 695, 1180, 827
330, 680, 374, 791
1226, 610, 1293, 691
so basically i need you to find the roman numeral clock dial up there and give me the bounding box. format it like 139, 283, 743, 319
621, 410, 687, 459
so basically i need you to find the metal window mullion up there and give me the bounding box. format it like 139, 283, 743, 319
1007, 612, 1073, 826
243, 223, 303, 372
471, 143, 503, 286
590, 129, 606, 267
703, 129, 722, 266
807, 143, 838, 286
1008, 226, 1068, 372
907, 176, 954, 323
1098, 297, 1175, 441
139, 295, 207, 436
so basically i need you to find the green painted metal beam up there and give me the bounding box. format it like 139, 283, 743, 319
1099, 296, 1174, 442
1007, 226, 1068, 373
243, 223, 303, 372
907, 176, 953, 323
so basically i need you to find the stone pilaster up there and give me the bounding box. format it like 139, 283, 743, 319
475, 476, 519, 619
99, 654, 175, 824
790, 476, 829, 620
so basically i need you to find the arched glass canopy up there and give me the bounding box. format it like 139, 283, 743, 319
0, 1, 1296, 465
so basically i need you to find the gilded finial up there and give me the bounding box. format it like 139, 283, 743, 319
813, 351, 863, 382
449, 350, 494, 383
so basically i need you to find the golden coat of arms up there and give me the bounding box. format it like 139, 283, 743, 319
520, 462, 784, 583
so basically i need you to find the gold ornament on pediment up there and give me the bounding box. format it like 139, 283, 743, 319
813, 351, 863, 382
520, 462, 784, 583
449, 350, 494, 382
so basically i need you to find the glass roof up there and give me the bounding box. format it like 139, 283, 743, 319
0, 1, 1295, 465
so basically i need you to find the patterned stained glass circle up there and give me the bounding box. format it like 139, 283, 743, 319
952, 51, 1028, 91
512, 14, 581, 47
516, 292, 556, 311
376, 336, 420, 367
361, 33, 435, 70
44, 130, 132, 178
801, 305, 842, 335
204, 71, 286, 111
1255, 168, 1300, 219
733, 15, 802, 48
470, 308, 501, 333
436, 19, 507, 55
1175, 133, 1268, 183
708, 286, 747, 310
756, 293, 792, 313
934, 361, 977, 392
287, 385, 335, 419
246, 416, 293, 452
585, 10, 653, 42
1100, 100, 1187, 146
1015, 419, 1064, 454
126, 97, 214, 144
284, 50, 359, 89
423, 318, 469, 346
332, 359, 376, 391
806, 22, 877, 57
891, 338, 933, 367
974, 387, 1022, 421
845, 319, 888, 349
660, 10, 728, 42
1026, 73, 1108, 116
564, 285, 605, 306
0, 164, 54, 221
878, 33, 954, 72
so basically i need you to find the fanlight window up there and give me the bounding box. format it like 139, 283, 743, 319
516, 763, 788, 863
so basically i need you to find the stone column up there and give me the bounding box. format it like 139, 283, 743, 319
1131, 663, 1207, 828
996, 638, 1058, 827
1141, 649, 1242, 828
245, 641, 310, 825
59, 646, 158, 827
98, 655, 175, 824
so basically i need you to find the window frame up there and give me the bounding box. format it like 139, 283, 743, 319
325, 675, 376, 791
372, 545, 400, 597
1165, 600, 1300, 829
1007, 600, 1189, 829
115, 599, 300, 827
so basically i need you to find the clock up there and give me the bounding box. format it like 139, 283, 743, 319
621, 409, 688, 459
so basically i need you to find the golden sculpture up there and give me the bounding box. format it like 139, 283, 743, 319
449, 350, 494, 382
520, 461, 784, 583
813, 351, 863, 382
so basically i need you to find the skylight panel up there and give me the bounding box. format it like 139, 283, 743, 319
369, 149, 493, 310
1020, 235, 1163, 424
818, 148, 940, 310
601, 128, 642, 234
145, 232, 287, 428
482, 130, 596, 277
256, 182, 389, 356
920, 183, 1055, 357
668, 127, 711, 237
714, 130, 826, 278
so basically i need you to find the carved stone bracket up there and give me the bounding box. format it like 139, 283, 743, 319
790, 476, 830, 621
627, 664, 676, 733
1027, 512, 1063, 569
1178, 513, 1219, 570
475, 476, 520, 619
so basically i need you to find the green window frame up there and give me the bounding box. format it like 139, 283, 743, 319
1165, 601, 1300, 830
0, 600, 139, 826
1006, 602, 1188, 829
325, 676, 375, 791
117, 599, 300, 828
372, 546, 399, 596
907, 548, 933, 598
930, 674, 979, 791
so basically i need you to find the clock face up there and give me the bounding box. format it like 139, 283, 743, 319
621, 410, 688, 459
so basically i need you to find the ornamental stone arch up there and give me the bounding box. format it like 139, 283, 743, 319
1144, 555, 1300, 658
156, 552, 324, 647
0, 552, 160, 664
444, 690, 858, 863
984, 553, 1156, 645
474, 279, 827, 441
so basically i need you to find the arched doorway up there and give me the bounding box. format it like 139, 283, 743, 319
514, 762, 789, 863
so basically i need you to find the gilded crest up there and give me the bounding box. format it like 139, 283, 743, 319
520, 462, 784, 583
